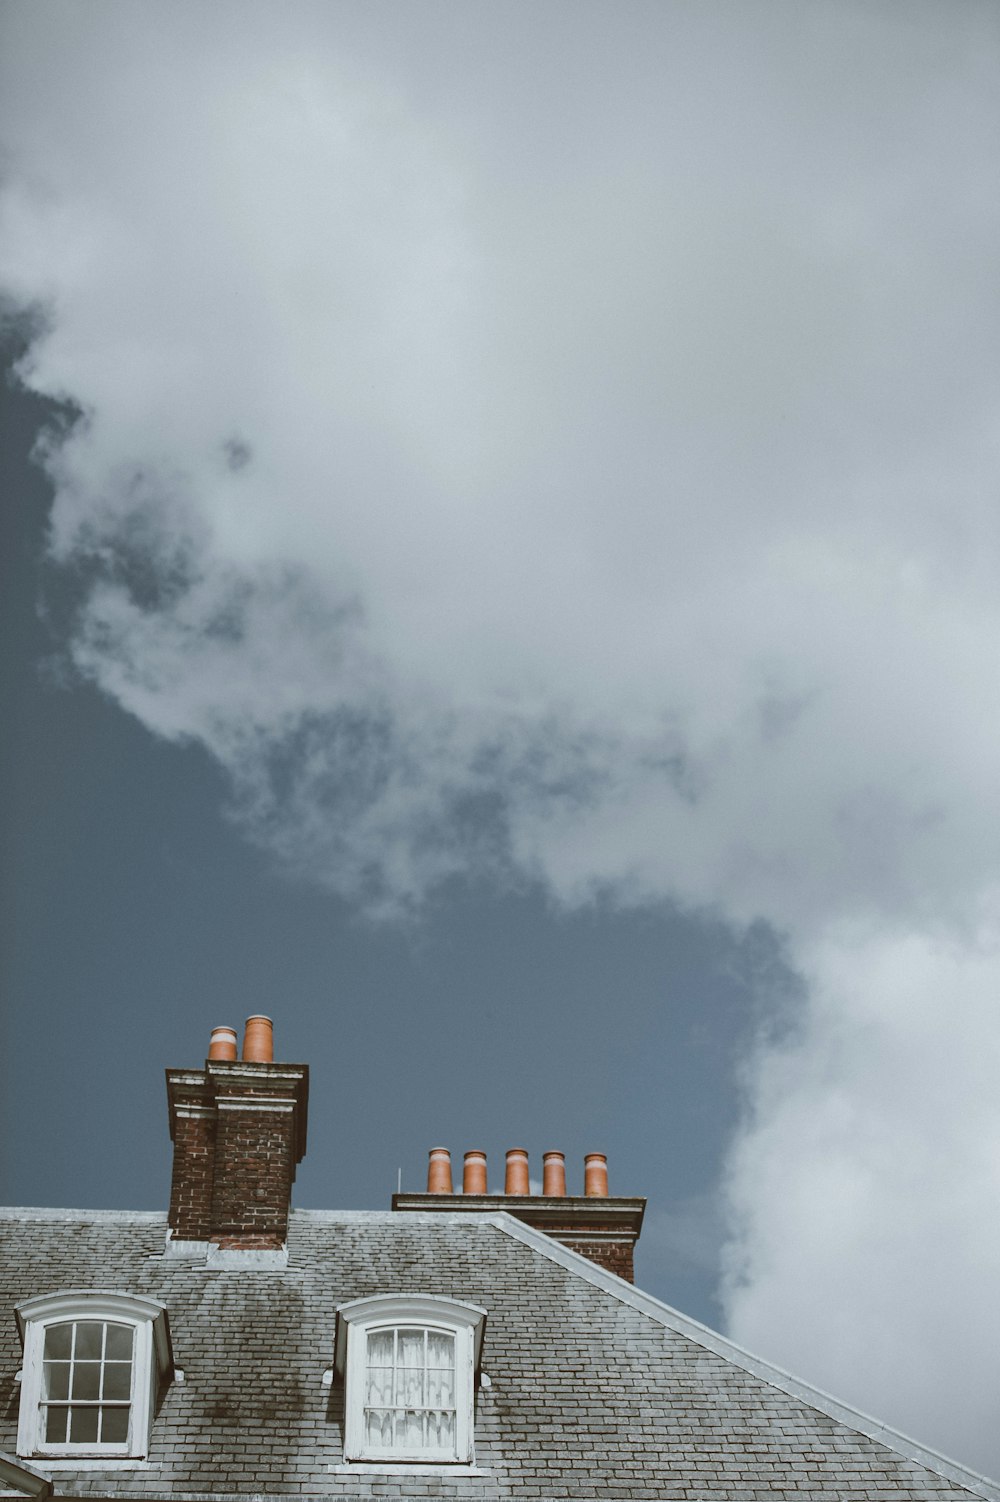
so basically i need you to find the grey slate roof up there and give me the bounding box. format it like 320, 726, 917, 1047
1, 1206, 996, 1502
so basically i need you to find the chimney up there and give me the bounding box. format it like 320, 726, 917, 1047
584, 1152, 609, 1197
166, 1017, 308, 1251
504, 1148, 530, 1195
393, 1148, 645, 1283
427, 1147, 454, 1194
463, 1151, 488, 1194
543, 1151, 567, 1196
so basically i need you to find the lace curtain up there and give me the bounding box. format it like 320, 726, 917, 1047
364, 1326, 456, 1452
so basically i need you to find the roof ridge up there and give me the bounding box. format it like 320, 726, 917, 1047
0, 1208, 166, 1221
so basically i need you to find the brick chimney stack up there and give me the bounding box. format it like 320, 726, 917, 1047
394, 1148, 645, 1283
166, 1017, 308, 1252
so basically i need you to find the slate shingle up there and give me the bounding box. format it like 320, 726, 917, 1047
1, 1207, 995, 1502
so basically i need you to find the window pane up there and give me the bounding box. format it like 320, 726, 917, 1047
45, 1407, 69, 1445
367, 1330, 393, 1365
359, 1323, 464, 1457
71, 1363, 101, 1401
75, 1323, 104, 1360
366, 1329, 394, 1405
397, 1329, 423, 1367
366, 1368, 392, 1405
397, 1328, 424, 1408
69, 1406, 100, 1444
365, 1408, 393, 1448
43, 1361, 71, 1400
398, 1364, 423, 1406
427, 1332, 455, 1406
429, 1409, 456, 1449
105, 1324, 134, 1361
44, 1325, 72, 1360
400, 1409, 424, 1448
103, 1362, 132, 1401
101, 1406, 129, 1444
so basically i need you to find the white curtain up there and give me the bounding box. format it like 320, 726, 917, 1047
364, 1327, 457, 1452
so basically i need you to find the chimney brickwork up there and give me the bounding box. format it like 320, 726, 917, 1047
394, 1149, 645, 1283
166, 1071, 219, 1243
166, 1024, 308, 1251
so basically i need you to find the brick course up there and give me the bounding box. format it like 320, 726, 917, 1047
166, 1060, 308, 1249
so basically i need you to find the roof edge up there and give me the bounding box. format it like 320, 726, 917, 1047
487, 1211, 1000, 1502
0, 1208, 166, 1221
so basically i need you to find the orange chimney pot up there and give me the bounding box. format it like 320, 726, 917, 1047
505, 1147, 530, 1195
427, 1147, 453, 1194
242, 1015, 274, 1063
542, 1151, 567, 1196
463, 1150, 487, 1195
208, 1026, 238, 1061
584, 1152, 609, 1197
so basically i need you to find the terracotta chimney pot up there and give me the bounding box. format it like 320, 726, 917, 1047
505, 1148, 530, 1195
463, 1150, 488, 1195
542, 1151, 567, 1197
427, 1147, 454, 1194
208, 1026, 238, 1061
584, 1152, 609, 1197
242, 1015, 274, 1062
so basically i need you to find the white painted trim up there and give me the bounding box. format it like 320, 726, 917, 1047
334, 1294, 487, 1373
25, 1459, 156, 1472
162, 1238, 208, 1261
0, 1451, 53, 1498
204, 1245, 288, 1270
214, 1099, 294, 1113
14, 1294, 171, 1463
336, 1297, 484, 1466
207, 1065, 305, 1084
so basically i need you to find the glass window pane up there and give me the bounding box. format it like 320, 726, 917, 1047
427, 1332, 455, 1406
105, 1325, 133, 1361
75, 1323, 104, 1360
367, 1330, 393, 1365
45, 1407, 68, 1445
397, 1329, 423, 1367
103, 1362, 132, 1401
71, 1363, 101, 1401
43, 1362, 71, 1400
101, 1406, 129, 1444
429, 1409, 456, 1450
365, 1408, 393, 1447
44, 1325, 72, 1360
400, 1409, 424, 1448
360, 1321, 464, 1457
69, 1406, 100, 1444
427, 1368, 455, 1406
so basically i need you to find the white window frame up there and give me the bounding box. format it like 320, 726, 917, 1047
335, 1294, 486, 1466
15, 1291, 172, 1461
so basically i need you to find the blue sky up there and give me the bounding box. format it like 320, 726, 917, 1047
2, 0, 1000, 1478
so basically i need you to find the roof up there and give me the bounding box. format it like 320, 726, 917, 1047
2, 1205, 997, 1502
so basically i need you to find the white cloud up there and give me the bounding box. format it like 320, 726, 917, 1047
723, 916, 1000, 1474
2, 0, 1000, 1473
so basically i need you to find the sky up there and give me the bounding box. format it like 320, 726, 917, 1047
1, 0, 999, 1479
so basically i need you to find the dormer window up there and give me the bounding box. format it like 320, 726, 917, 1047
15, 1292, 172, 1461
335, 1295, 485, 1465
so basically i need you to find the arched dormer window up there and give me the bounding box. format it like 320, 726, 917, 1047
15, 1292, 172, 1461
335, 1294, 486, 1465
